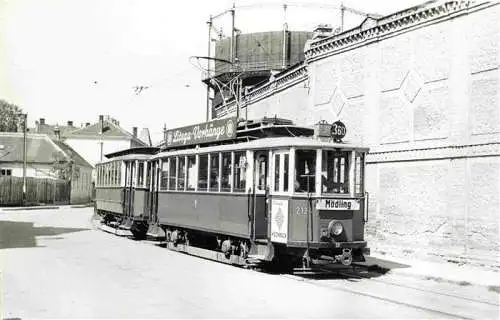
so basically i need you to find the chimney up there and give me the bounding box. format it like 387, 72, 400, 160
54, 126, 61, 140
39, 118, 45, 125
132, 127, 138, 138
67, 120, 73, 127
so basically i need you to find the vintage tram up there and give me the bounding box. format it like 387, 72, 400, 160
94, 147, 160, 238
95, 117, 370, 273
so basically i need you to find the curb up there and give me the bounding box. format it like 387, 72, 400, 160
1, 206, 60, 212
361, 254, 500, 290
0, 203, 93, 212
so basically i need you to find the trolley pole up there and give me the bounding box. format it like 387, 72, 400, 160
22, 113, 27, 206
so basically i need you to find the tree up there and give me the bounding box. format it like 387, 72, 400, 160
0, 99, 23, 132
50, 151, 79, 181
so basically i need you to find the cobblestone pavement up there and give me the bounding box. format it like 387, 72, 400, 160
1, 207, 498, 319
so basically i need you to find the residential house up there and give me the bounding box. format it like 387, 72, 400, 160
0, 132, 93, 204
33, 115, 151, 180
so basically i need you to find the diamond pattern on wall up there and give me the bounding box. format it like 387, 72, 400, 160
330, 88, 347, 116
401, 70, 423, 103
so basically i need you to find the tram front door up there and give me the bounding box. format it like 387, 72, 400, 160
251, 151, 269, 241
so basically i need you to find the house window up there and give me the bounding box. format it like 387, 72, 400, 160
1, 169, 12, 176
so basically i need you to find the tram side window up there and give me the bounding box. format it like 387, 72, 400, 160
110, 162, 115, 186
187, 155, 197, 191
295, 150, 316, 193
274, 154, 280, 192
209, 153, 220, 192
221, 152, 232, 192
321, 150, 350, 194
117, 162, 122, 185
146, 162, 151, 188
105, 164, 109, 186
160, 159, 169, 190
354, 152, 364, 195
233, 152, 246, 192
169, 157, 177, 190
138, 162, 144, 187
197, 155, 208, 191
284, 154, 289, 192
177, 156, 186, 191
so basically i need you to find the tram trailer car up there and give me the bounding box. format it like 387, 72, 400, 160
95, 147, 159, 238
152, 117, 370, 272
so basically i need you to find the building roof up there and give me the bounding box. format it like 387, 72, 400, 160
64, 119, 148, 146
34, 123, 79, 138
32, 116, 149, 146
51, 140, 93, 168
0, 132, 92, 168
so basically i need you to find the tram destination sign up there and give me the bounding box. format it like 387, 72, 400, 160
164, 117, 237, 148
316, 199, 360, 211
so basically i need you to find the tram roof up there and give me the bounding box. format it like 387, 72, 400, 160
152, 136, 369, 159
104, 147, 160, 159
98, 153, 153, 164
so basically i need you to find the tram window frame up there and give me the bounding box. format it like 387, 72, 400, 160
114, 161, 119, 186
118, 162, 122, 186
294, 149, 316, 193
273, 151, 290, 194
177, 156, 186, 191
209, 153, 220, 192
137, 162, 144, 187
233, 151, 246, 192
354, 151, 365, 195
321, 149, 351, 194
169, 157, 177, 190
197, 154, 208, 191
221, 152, 232, 192
160, 158, 169, 190
187, 155, 197, 191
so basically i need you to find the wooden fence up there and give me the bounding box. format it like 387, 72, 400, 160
0, 176, 70, 206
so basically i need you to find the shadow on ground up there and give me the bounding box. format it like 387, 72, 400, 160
0, 221, 89, 249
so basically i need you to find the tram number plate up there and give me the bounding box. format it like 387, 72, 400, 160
295, 205, 308, 215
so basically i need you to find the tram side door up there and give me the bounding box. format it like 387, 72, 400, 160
252, 151, 269, 240
149, 160, 160, 223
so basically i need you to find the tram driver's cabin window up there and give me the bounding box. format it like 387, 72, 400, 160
321, 150, 350, 194
295, 150, 316, 193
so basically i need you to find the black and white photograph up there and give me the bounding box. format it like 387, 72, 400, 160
0, 0, 499, 318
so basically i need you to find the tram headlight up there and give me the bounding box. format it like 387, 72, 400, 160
329, 221, 343, 236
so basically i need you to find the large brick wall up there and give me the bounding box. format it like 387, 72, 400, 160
220, 1, 499, 268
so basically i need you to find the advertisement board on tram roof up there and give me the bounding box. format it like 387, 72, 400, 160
164, 117, 237, 148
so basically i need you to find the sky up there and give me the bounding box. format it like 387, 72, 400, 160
0, 0, 425, 144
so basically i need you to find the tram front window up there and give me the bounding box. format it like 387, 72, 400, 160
295, 150, 316, 193
321, 150, 350, 194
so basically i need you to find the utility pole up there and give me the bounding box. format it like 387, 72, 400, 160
340, 2, 345, 32
206, 15, 213, 121
22, 113, 27, 206
230, 3, 236, 65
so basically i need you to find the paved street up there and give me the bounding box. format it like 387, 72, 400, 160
1, 207, 498, 319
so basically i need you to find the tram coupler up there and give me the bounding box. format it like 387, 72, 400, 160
334, 248, 353, 266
